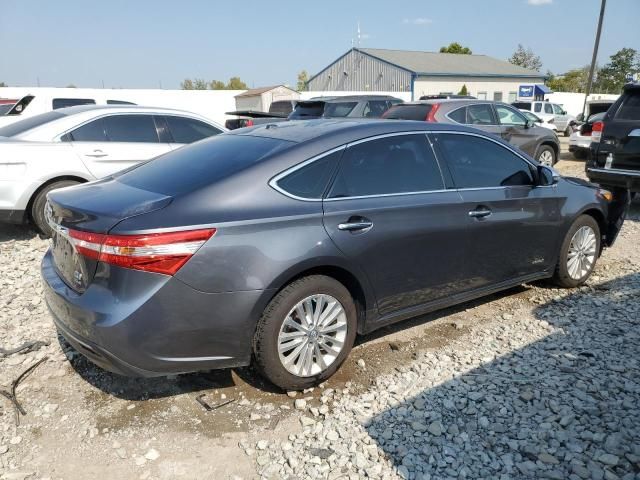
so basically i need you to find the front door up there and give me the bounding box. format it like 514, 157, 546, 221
495, 104, 539, 157
321, 133, 469, 318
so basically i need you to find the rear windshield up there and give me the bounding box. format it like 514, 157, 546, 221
0, 104, 15, 115
269, 101, 294, 115
289, 102, 325, 119
511, 102, 532, 110
615, 91, 640, 120
0, 110, 65, 137
383, 104, 432, 121
324, 102, 357, 117
117, 134, 293, 196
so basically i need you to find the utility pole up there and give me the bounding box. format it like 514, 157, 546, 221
582, 0, 606, 118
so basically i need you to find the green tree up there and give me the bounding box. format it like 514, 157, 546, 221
0, 82, 7, 87
458, 84, 468, 96
209, 80, 226, 90
226, 77, 248, 90
297, 70, 309, 91
439, 42, 472, 54
546, 66, 591, 93
508, 44, 543, 72
193, 79, 208, 90
181, 79, 194, 90
597, 47, 640, 93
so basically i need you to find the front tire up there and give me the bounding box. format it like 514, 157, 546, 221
553, 215, 600, 288
31, 180, 80, 237
253, 275, 357, 391
537, 145, 557, 167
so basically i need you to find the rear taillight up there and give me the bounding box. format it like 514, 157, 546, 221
69, 228, 216, 275
426, 103, 440, 122
592, 121, 604, 142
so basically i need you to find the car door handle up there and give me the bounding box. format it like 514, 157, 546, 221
85, 150, 108, 158
338, 219, 373, 231
468, 208, 492, 219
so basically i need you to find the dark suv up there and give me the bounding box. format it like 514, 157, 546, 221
586, 83, 640, 193
288, 95, 402, 120
383, 100, 560, 166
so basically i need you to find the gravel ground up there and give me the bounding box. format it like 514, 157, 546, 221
1, 141, 639, 480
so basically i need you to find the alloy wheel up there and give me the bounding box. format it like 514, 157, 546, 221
277, 294, 348, 377
538, 150, 554, 167
567, 225, 597, 280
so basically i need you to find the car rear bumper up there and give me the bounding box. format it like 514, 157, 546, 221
0, 208, 26, 224
586, 167, 640, 192
42, 249, 270, 377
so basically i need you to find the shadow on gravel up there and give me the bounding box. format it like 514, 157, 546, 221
0, 224, 40, 242
364, 272, 640, 479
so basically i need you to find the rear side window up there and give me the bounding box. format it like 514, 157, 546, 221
276, 150, 342, 199
324, 102, 357, 117
66, 118, 107, 142
511, 102, 532, 110
534, 103, 542, 113
383, 104, 432, 121
448, 107, 467, 123
118, 135, 293, 196
328, 134, 443, 198
103, 115, 159, 142
52, 98, 96, 109
615, 92, 640, 120
434, 133, 533, 188
165, 116, 222, 144
466, 104, 495, 125
544, 103, 554, 114
363, 101, 391, 118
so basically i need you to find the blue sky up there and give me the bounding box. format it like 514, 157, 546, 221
1, 0, 637, 89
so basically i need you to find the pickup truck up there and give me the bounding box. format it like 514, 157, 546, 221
224, 100, 297, 130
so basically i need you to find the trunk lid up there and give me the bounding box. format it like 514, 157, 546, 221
46, 179, 172, 292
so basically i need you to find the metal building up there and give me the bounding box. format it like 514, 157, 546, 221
307, 48, 546, 102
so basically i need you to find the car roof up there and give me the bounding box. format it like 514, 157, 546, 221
303, 95, 401, 103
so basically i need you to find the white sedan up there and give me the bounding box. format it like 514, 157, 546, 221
0, 105, 225, 234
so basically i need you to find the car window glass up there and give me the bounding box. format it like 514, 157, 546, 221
534, 103, 542, 113
165, 116, 222, 144
363, 101, 390, 118
447, 106, 467, 123
383, 104, 431, 120
328, 134, 443, 198
52, 98, 96, 109
496, 105, 527, 126
106, 100, 136, 105
511, 102, 532, 110
544, 103, 554, 114
435, 133, 533, 188
466, 104, 494, 125
552, 104, 564, 114
277, 150, 341, 199
68, 118, 108, 142
616, 92, 640, 120
103, 115, 159, 143
324, 102, 358, 117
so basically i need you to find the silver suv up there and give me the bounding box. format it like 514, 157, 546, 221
512, 100, 575, 136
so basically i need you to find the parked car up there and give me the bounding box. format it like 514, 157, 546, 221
586, 83, 640, 193
225, 100, 297, 130
576, 99, 616, 123
512, 100, 575, 136
288, 95, 402, 120
383, 99, 560, 166
521, 110, 558, 132
42, 119, 623, 390
570, 112, 606, 159
0, 105, 225, 235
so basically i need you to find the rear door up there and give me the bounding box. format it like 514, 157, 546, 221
322, 132, 469, 318
431, 132, 563, 289
68, 114, 172, 178
495, 104, 539, 156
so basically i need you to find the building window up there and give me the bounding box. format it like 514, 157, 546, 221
493, 92, 503, 102
477, 92, 487, 100
508, 92, 517, 103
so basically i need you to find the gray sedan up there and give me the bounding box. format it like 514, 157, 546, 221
383, 99, 561, 166
42, 120, 620, 391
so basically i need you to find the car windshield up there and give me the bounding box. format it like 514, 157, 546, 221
117, 133, 293, 196
0, 110, 66, 137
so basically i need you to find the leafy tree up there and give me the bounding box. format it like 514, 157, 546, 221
209, 80, 226, 90
508, 44, 543, 72
297, 70, 309, 91
0, 82, 7, 87
181, 79, 194, 90
193, 79, 208, 90
439, 42, 472, 54
226, 77, 248, 90
546, 66, 591, 93
597, 47, 640, 93
458, 84, 468, 96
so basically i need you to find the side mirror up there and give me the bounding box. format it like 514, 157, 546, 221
524, 119, 531, 129
561, 110, 567, 115
538, 165, 559, 186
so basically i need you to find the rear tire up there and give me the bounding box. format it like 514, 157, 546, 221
31, 180, 80, 237
253, 275, 357, 391
553, 215, 600, 288
536, 145, 557, 167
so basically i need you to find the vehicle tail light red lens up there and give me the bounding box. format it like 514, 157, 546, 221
69, 228, 216, 275
592, 121, 604, 142
426, 103, 440, 122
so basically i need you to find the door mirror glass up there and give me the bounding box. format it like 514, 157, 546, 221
538, 166, 559, 186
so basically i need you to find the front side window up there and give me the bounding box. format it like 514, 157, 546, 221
552, 104, 564, 114
328, 134, 443, 198
324, 102, 358, 118
496, 105, 527, 126
276, 150, 341, 199
103, 115, 159, 143
435, 133, 534, 189
544, 103, 554, 114
52, 98, 96, 109
165, 116, 222, 144
66, 118, 107, 142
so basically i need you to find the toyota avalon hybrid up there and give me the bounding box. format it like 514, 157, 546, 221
42, 120, 624, 390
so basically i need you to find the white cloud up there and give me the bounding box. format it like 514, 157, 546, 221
402, 17, 433, 25
527, 0, 552, 5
